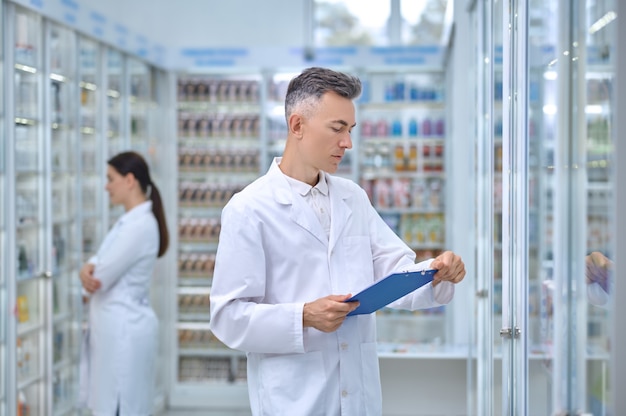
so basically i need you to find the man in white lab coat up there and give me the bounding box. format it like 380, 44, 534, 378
209, 67, 466, 416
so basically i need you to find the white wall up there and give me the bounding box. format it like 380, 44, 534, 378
65, 0, 307, 69
161, 0, 306, 48
78, 0, 306, 48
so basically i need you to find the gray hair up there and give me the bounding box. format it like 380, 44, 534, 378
284, 67, 362, 123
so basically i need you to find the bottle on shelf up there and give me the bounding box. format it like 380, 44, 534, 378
18, 389, 30, 416
17, 295, 30, 323
375, 119, 388, 138
394, 145, 405, 172
408, 117, 418, 137
421, 117, 432, 137
408, 144, 418, 171
391, 119, 402, 137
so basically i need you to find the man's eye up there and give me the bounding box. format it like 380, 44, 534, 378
332, 127, 341, 132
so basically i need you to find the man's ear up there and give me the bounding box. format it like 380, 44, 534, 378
288, 113, 304, 138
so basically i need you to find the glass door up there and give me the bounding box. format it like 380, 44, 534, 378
78, 37, 105, 264
582, 3, 615, 413
13, 6, 47, 416
105, 49, 125, 225
128, 57, 150, 155
105, 55, 153, 226
106, 49, 124, 158
48, 22, 81, 415
472, 0, 500, 413
1, 3, 6, 414
474, 0, 617, 414
522, 0, 616, 413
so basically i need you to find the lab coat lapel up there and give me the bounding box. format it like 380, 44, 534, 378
269, 164, 328, 246
290, 196, 328, 246
327, 175, 352, 253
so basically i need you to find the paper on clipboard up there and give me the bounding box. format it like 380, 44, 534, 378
346, 269, 436, 316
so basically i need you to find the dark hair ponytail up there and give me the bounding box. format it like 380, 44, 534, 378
108, 151, 170, 257
147, 182, 169, 257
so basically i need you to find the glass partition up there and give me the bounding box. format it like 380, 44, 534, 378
473, 0, 498, 413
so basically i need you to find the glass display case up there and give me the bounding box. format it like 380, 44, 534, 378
105, 49, 125, 230
172, 72, 262, 407
128, 57, 151, 156
356, 69, 449, 353
107, 49, 124, 158
471, 0, 616, 414
48, 22, 81, 415
2, 4, 171, 414
13, 8, 46, 416
79, 37, 105, 262
264, 72, 291, 171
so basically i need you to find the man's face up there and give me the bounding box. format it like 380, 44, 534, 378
299, 92, 356, 174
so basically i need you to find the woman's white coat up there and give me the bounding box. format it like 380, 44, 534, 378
82, 201, 159, 416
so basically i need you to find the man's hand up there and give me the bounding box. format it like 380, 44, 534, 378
79, 263, 101, 294
430, 251, 466, 286
303, 294, 360, 333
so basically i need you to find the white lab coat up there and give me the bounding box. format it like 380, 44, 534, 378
80, 201, 159, 416
210, 159, 454, 416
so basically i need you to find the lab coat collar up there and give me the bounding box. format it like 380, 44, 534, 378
282, 170, 329, 198
268, 157, 330, 200
117, 200, 153, 225
268, 158, 351, 251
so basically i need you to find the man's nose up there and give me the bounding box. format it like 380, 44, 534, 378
340, 132, 353, 149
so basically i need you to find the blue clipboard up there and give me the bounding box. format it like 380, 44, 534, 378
346, 269, 436, 316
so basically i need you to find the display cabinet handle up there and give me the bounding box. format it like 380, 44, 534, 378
476, 289, 489, 298
499, 327, 521, 339
40, 270, 53, 279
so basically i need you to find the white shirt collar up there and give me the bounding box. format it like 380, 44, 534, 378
276, 161, 329, 197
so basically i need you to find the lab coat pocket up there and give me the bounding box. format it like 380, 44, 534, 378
259, 351, 327, 416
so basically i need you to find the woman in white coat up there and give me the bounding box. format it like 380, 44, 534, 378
79, 151, 169, 416
210, 67, 466, 416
